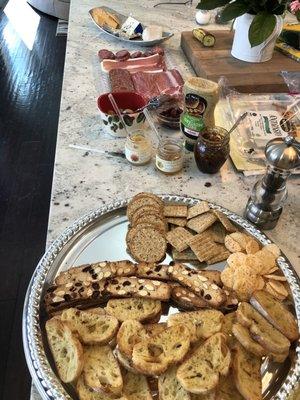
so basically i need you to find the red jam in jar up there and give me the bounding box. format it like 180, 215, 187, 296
194, 126, 230, 174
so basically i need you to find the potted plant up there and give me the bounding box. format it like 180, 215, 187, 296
197, 0, 289, 62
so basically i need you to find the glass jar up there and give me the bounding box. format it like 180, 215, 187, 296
125, 131, 152, 165
156, 139, 184, 174
194, 126, 229, 174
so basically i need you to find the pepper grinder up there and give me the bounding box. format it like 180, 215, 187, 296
245, 135, 300, 230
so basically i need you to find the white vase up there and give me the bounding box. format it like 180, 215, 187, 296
231, 13, 283, 63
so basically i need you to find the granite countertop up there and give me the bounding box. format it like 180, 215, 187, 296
31, 0, 299, 399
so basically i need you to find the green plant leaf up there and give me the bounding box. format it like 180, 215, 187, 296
248, 12, 276, 47
220, 0, 250, 22
196, 0, 229, 10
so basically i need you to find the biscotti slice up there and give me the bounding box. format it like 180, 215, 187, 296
177, 333, 231, 394
232, 344, 262, 400
83, 344, 123, 396
216, 372, 244, 400
122, 370, 153, 400
117, 319, 149, 358
77, 375, 127, 400
136, 263, 170, 281
55, 260, 136, 285
187, 212, 217, 234
200, 270, 222, 286
127, 225, 167, 263
45, 318, 83, 383
171, 286, 208, 311
132, 324, 190, 376
166, 227, 194, 252
61, 308, 119, 345
187, 201, 210, 220
168, 263, 226, 307
105, 277, 171, 301
168, 309, 223, 342
232, 323, 266, 357
164, 204, 188, 218
106, 298, 161, 323
212, 210, 236, 233
236, 302, 290, 354
189, 232, 222, 262
44, 280, 107, 314
158, 365, 191, 400
250, 290, 299, 342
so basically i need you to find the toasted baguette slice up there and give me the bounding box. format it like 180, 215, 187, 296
236, 302, 290, 354
177, 333, 231, 394
232, 323, 266, 357
61, 308, 119, 345
45, 318, 83, 383
158, 365, 191, 400
115, 348, 140, 374
132, 324, 190, 376
191, 392, 216, 400
83, 345, 122, 396
144, 322, 167, 337
250, 290, 299, 342
77, 375, 127, 400
122, 370, 153, 400
216, 372, 244, 400
168, 264, 226, 308
106, 298, 161, 323
54, 260, 136, 285
168, 310, 223, 343
105, 277, 171, 301
117, 319, 149, 358
221, 312, 237, 349
232, 344, 262, 400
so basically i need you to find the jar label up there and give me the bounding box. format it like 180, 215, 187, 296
181, 113, 205, 132
156, 155, 183, 173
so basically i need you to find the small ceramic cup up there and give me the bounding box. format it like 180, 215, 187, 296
97, 92, 147, 138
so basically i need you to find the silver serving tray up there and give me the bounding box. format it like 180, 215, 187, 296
22, 195, 300, 400
89, 6, 173, 47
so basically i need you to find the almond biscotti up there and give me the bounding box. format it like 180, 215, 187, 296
168, 263, 226, 308
105, 277, 171, 301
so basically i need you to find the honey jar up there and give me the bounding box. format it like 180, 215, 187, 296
156, 139, 184, 174
125, 132, 152, 165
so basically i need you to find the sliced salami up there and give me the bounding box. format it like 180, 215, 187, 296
98, 49, 115, 61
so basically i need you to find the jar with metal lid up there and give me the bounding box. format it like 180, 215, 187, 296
156, 139, 184, 174
125, 131, 152, 165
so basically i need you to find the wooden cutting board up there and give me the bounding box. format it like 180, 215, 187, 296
181, 30, 300, 93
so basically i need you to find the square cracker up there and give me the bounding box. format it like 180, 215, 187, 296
187, 201, 210, 219
164, 205, 188, 218
187, 212, 217, 234
206, 245, 231, 265
189, 232, 221, 262
167, 217, 187, 227
212, 210, 236, 233
166, 227, 194, 252
172, 247, 199, 262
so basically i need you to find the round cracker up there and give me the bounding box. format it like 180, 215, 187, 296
128, 225, 167, 263
131, 205, 163, 225
127, 197, 163, 221
132, 192, 163, 206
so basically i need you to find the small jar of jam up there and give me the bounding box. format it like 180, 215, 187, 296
156, 139, 184, 174
194, 126, 229, 174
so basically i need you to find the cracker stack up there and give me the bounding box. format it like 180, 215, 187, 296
126, 193, 167, 263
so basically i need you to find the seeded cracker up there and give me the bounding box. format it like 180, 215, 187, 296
209, 222, 226, 243
187, 201, 210, 219
166, 217, 187, 227
207, 245, 231, 265
164, 204, 188, 218
172, 248, 199, 262
189, 231, 220, 262
166, 227, 194, 252
212, 210, 236, 232
186, 212, 217, 233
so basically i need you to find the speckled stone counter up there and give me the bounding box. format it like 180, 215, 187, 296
30, 1, 299, 399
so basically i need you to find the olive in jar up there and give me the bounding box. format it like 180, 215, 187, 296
194, 127, 229, 174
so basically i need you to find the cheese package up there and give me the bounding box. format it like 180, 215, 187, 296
121, 16, 143, 36
93, 8, 119, 29
142, 25, 163, 41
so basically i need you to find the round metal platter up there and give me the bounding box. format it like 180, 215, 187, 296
22, 195, 300, 400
